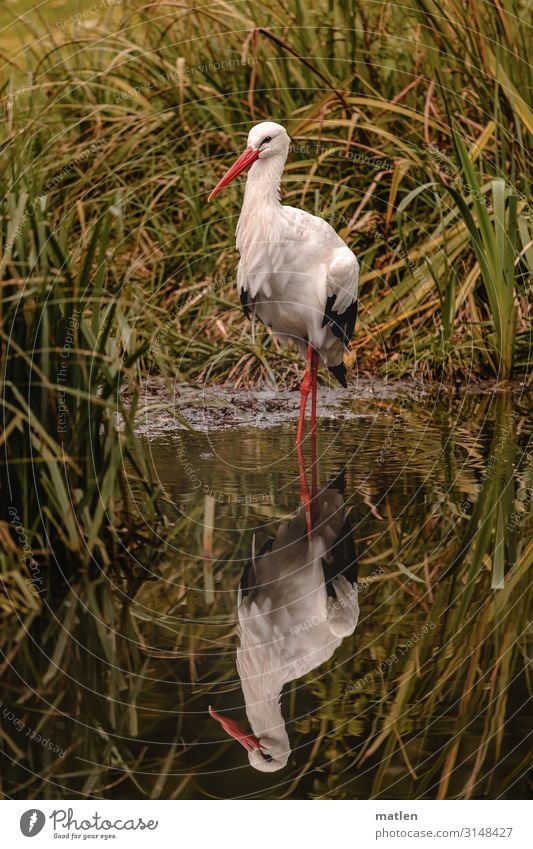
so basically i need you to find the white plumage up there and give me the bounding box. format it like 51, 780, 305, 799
209, 121, 359, 404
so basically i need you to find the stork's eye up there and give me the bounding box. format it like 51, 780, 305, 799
260, 136, 272, 146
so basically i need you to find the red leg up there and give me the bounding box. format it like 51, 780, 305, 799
296, 343, 313, 445
310, 425, 319, 526
310, 349, 319, 437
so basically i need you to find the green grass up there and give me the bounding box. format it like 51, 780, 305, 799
0, 0, 531, 388
0, 192, 163, 617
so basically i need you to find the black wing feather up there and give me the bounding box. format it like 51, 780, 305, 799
239, 538, 273, 598
321, 296, 358, 347
240, 289, 251, 320
321, 514, 358, 599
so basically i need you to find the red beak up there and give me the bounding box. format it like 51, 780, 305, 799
209, 705, 261, 752
208, 147, 260, 201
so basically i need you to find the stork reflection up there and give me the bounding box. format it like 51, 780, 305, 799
210, 437, 359, 771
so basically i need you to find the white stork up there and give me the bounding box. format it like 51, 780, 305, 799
210, 454, 359, 771
208, 121, 359, 443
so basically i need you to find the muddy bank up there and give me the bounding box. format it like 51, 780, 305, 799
124, 377, 424, 435
119, 375, 527, 436
122, 376, 430, 435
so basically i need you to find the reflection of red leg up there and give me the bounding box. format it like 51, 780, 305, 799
296, 343, 313, 445
297, 442, 313, 538
310, 349, 319, 437
310, 427, 318, 525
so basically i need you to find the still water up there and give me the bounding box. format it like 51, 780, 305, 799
3, 389, 531, 799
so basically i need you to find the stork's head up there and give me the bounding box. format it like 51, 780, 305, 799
209, 706, 290, 772
246, 121, 291, 159
208, 121, 291, 201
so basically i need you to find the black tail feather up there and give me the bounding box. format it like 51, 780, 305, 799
328, 466, 347, 495
328, 362, 347, 387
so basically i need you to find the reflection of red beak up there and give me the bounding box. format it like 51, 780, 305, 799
209, 705, 261, 753
208, 147, 260, 201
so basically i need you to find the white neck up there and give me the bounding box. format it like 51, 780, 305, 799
236, 153, 287, 252
244, 153, 286, 206
244, 687, 290, 771
241, 674, 289, 745
245, 691, 284, 736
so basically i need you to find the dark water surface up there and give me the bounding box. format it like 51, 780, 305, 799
3, 389, 531, 799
